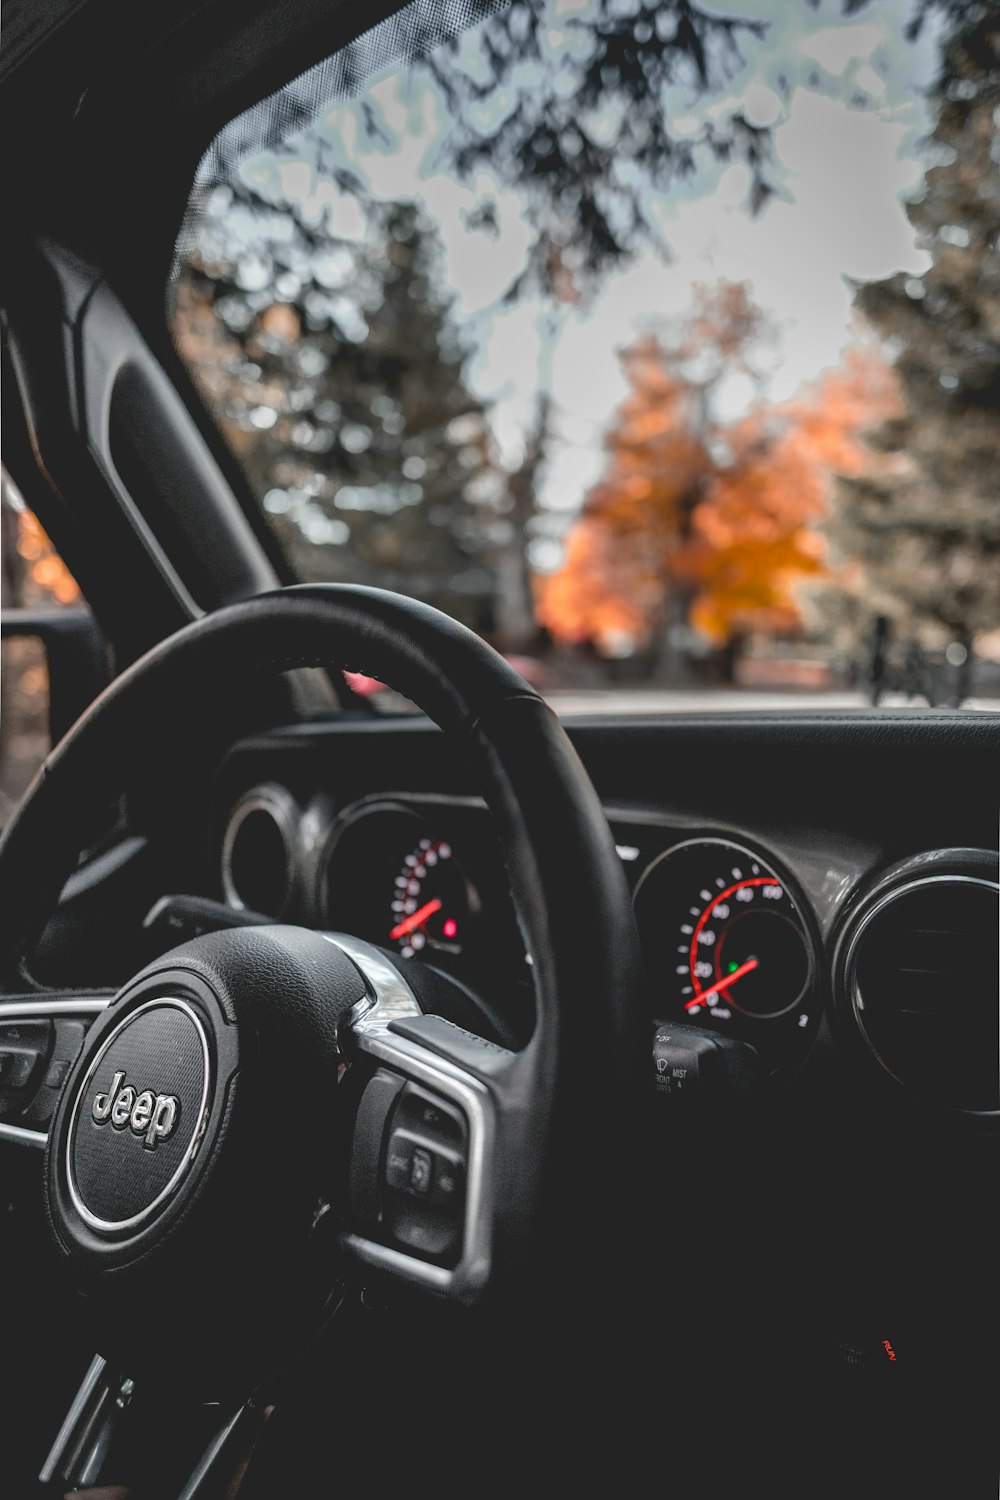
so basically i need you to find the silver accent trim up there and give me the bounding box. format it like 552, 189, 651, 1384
633, 832, 783, 907
340, 1029, 495, 1302
221, 782, 298, 916
177, 1403, 254, 1500
38, 1354, 109, 1485
0, 998, 111, 1019
65, 998, 212, 1233
843, 872, 1000, 1102
320, 931, 420, 1030
324, 937, 495, 1302
321, 931, 496, 1300
0, 999, 109, 1150
0, 1121, 47, 1148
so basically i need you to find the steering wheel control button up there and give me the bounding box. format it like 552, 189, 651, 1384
0, 1044, 42, 1090
392, 1083, 466, 1147
408, 1145, 432, 1194
0, 1020, 52, 1114
379, 1084, 468, 1262
45, 1058, 73, 1089
66, 998, 210, 1234
19, 1020, 88, 1127
385, 1130, 459, 1199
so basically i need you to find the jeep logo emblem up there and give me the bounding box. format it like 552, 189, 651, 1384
91, 1070, 180, 1149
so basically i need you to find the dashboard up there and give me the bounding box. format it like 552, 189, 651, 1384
14, 702, 1000, 1404
206, 708, 1000, 1121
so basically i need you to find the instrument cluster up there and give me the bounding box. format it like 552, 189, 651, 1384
219, 787, 534, 1045
217, 782, 999, 1108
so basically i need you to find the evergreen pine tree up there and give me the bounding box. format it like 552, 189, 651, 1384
175, 192, 504, 635
819, 5, 1000, 667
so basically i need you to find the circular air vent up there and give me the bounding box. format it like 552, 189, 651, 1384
837, 851, 999, 1114
220, 783, 299, 918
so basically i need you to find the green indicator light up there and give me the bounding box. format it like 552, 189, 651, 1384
727, 962, 739, 974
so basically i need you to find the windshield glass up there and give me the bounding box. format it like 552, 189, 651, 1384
170, 0, 1000, 713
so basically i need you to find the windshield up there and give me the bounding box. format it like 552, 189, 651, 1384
170, 0, 1000, 713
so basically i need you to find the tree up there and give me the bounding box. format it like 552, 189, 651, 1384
421, 0, 772, 303
195, 2, 964, 311
174, 193, 506, 635
536, 284, 898, 677
536, 326, 710, 668
818, 3, 1000, 663
691, 348, 901, 649
491, 392, 554, 654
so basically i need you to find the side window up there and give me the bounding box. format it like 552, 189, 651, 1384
0, 473, 103, 830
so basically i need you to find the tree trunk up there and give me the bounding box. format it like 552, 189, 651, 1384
492, 394, 550, 655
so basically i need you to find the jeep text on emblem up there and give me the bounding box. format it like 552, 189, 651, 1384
92, 1070, 180, 1149
65, 996, 211, 1235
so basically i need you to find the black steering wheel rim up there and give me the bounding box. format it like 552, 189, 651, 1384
0, 584, 647, 1314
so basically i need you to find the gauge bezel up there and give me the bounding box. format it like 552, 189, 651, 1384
220, 781, 300, 918
317, 791, 533, 1045
632, 832, 823, 1075
317, 795, 483, 953
830, 846, 1000, 1119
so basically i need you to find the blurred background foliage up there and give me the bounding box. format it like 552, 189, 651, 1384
0, 478, 83, 823
169, 0, 1000, 700
6, 0, 998, 769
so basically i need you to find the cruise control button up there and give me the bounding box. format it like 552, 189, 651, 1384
385, 1130, 417, 1192
409, 1146, 432, 1195
0, 1021, 52, 1102
0, 1049, 39, 1090
392, 1084, 466, 1149
44, 1059, 73, 1089
386, 1130, 436, 1197
430, 1150, 463, 1206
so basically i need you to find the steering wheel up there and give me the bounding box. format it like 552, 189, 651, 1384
0, 585, 648, 1494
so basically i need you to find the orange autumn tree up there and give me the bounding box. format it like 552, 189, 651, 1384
11, 506, 81, 607
681, 347, 901, 645
537, 333, 710, 654
0, 481, 83, 826
537, 283, 899, 675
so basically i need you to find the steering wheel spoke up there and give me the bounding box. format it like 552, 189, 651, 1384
0, 992, 111, 1148
341, 1002, 502, 1301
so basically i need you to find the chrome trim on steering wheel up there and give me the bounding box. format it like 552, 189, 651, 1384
0, 997, 111, 1019
341, 1028, 495, 1303
322, 932, 495, 1303
320, 931, 420, 1028
0, 1121, 47, 1148
0, 997, 111, 1149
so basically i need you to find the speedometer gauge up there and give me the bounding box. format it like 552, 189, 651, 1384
633, 836, 819, 1070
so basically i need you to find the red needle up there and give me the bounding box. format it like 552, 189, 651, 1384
390, 897, 442, 941
685, 955, 759, 1011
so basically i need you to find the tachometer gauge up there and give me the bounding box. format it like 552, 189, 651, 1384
633, 836, 819, 1070
388, 836, 478, 959
321, 800, 481, 970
